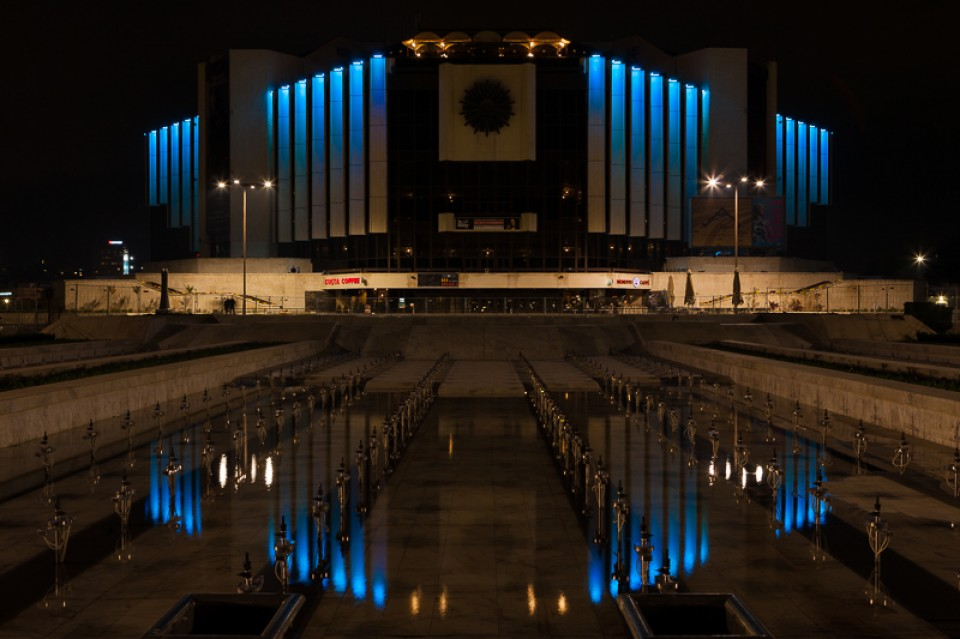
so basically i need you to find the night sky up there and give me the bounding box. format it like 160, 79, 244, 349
3, 1, 958, 281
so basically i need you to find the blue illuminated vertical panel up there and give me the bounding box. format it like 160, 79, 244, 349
797, 122, 808, 226
648, 74, 665, 239
666, 79, 681, 241
809, 126, 819, 204
369, 55, 388, 234
609, 60, 626, 235
294, 80, 309, 241
348, 61, 366, 236
148, 131, 158, 206
278, 86, 293, 242
267, 89, 275, 174
329, 68, 346, 237
180, 118, 191, 228
586, 55, 606, 233
684, 85, 699, 245
159, 126, 169, 209
629, 68, 646, 237
785, 118, 796, 226
266, 90, 276, 248
170, 123, 181, 227
192, 117, 200, 253
820, 129, 830, 205
775, 114, 784, 197
700, 89, 710, 182
310, 75, 328, 239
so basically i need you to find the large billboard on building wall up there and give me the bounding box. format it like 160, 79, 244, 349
691, 196, 785, 249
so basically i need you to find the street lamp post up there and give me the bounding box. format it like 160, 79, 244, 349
914, 253, 928, 301
218, 179, 273, 316
705, 176, 766, 269
706, 176, 765, 311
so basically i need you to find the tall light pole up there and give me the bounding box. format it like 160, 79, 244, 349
218, 179, 273, 316
914, 253, 928, 301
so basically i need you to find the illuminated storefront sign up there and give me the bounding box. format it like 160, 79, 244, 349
323, 276, 363, 286
614, 277, 650, 288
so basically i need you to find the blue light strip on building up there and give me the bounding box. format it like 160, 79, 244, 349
369, 55, 388, 234
159, 126, 169, 209
311, 75, 327, 239
277, 86, 292, 242
170, 123, 181, 227
348, 61, 365, 236
700, 89, 710, 184
629, 67, 646, 237
192, 116, 199, 252
820, 129, 829, 205
785, 117, 795, 226
609, 60, 626, 235
798, 122, 808, 226
294, 80, 309, 241
586, 54, 606, 233
684, 85, 699, 245
148, 131, 158, 206
809, 126, 819, 204
329, 68, 345, 237
666, 79, 681, 241
180, 118, 192, 228
648, 73, 665, 239
775, 114, 784, 198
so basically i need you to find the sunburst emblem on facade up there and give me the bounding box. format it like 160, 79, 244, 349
459, 80, 515, 136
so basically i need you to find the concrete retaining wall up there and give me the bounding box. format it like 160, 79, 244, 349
833, 338, 960, 366
0, 341, 322, 447
645, 340, 960, 447
0, 340, 137, 369
720, 340, 960, 382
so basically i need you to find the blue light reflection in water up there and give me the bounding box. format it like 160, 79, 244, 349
140, 385, 829, 612
560, 390, 830, 599
142, 392, 397, 606
588, 544, 604, 603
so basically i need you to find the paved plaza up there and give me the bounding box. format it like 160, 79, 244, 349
0, 345, 958, 637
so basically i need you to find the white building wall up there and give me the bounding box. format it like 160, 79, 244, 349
676, 48, 749, 179
228, 49, 301, 258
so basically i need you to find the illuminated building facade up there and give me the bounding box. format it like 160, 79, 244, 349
145, 31, 831, 283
